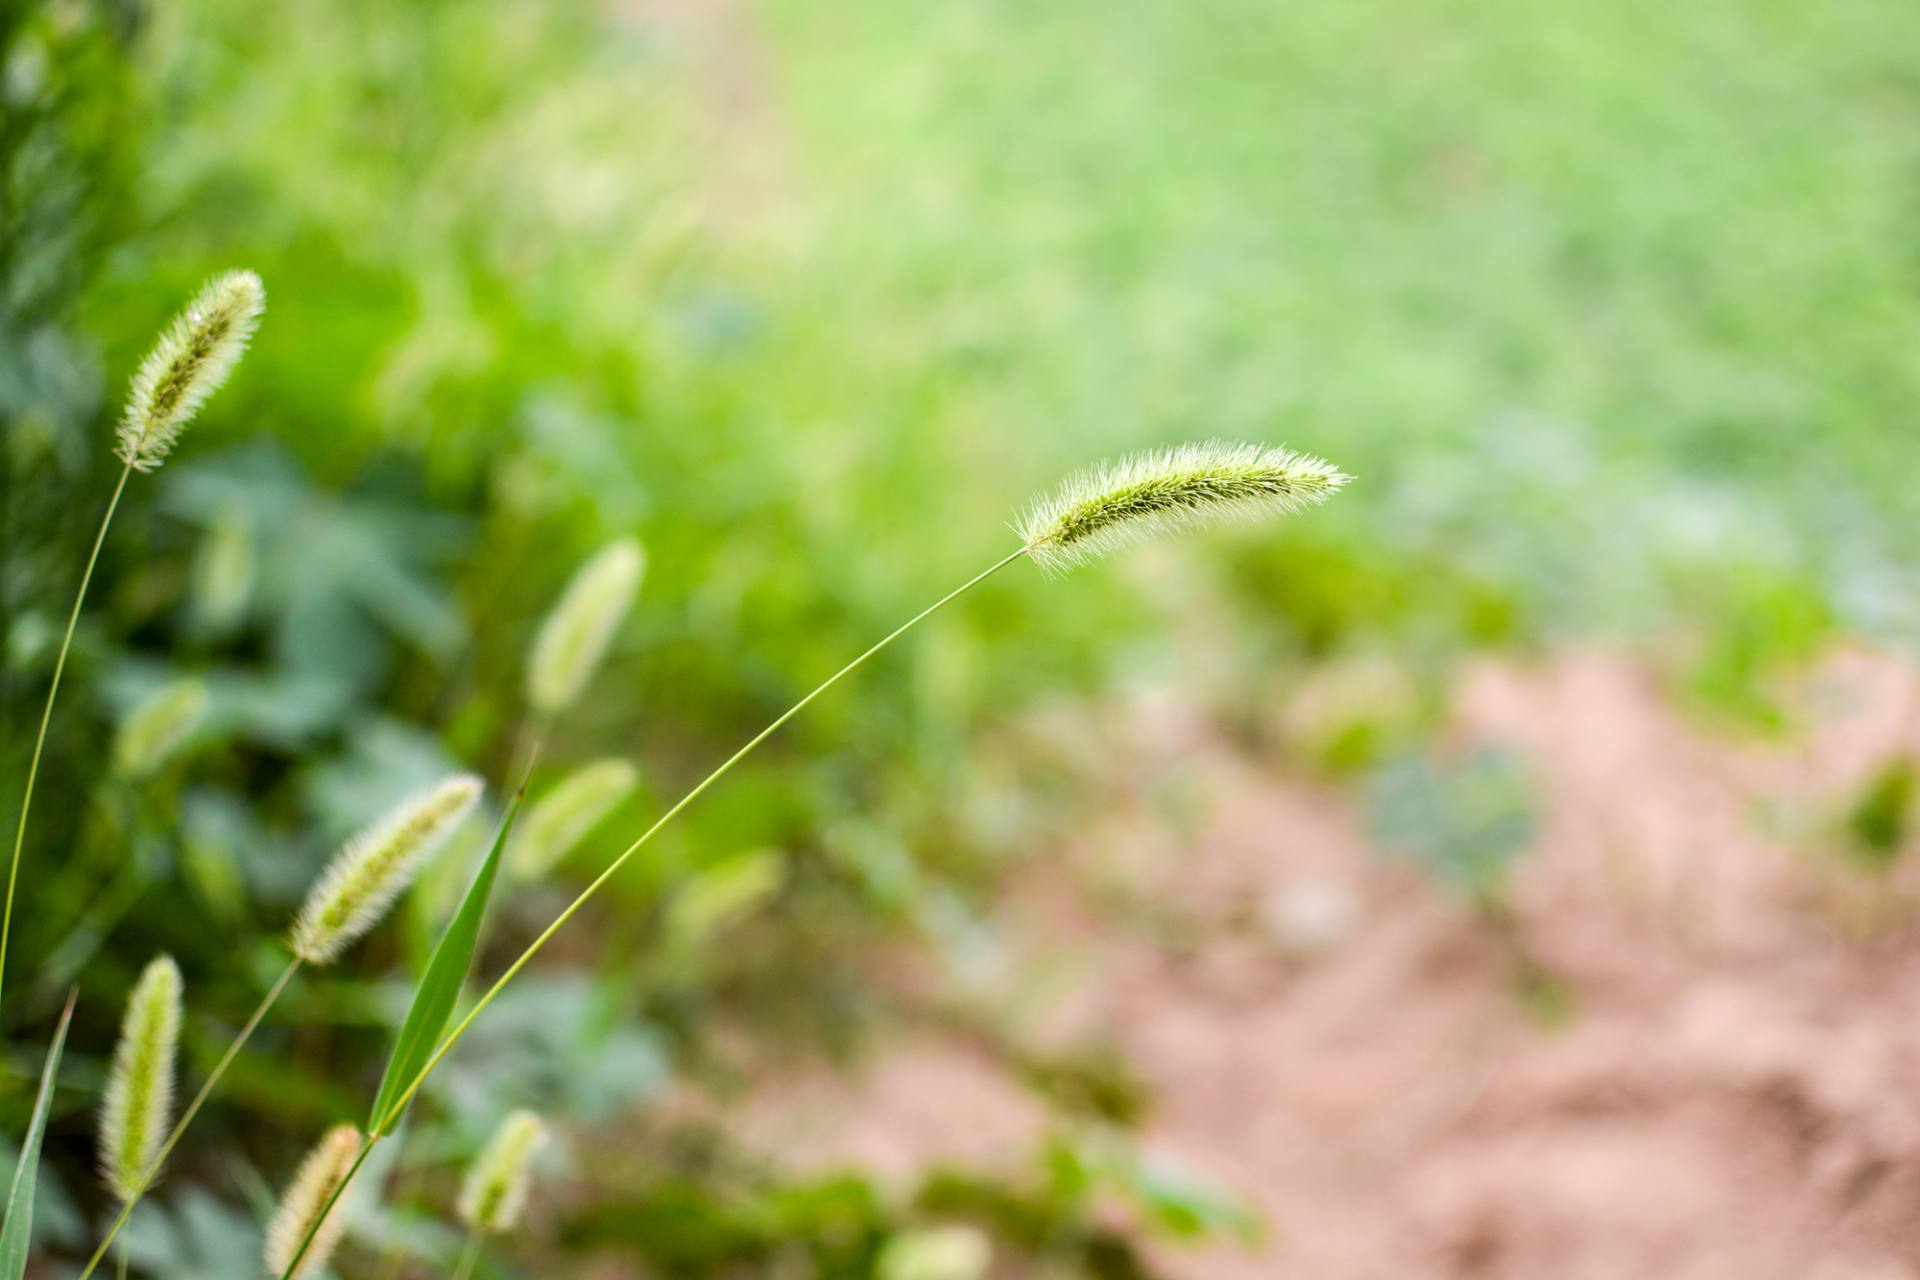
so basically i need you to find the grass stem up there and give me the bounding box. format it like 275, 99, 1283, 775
378, 547, 1025, 1132
1, 461, 134, 1014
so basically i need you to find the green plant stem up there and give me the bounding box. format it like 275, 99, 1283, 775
276, 548, 1027, 1280
78, 955, 303, 1280
384, 547, 1024, 1126
369, 1121, 423, 1280
1, 460, 134, 1015
450, 1232, 482, 1280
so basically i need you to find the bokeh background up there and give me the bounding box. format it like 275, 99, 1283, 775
7, 0, 1920, 1275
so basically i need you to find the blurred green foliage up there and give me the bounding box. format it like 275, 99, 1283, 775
7, 0, 1920, 1272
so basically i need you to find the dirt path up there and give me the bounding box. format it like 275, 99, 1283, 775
739, 649, 1920, 1279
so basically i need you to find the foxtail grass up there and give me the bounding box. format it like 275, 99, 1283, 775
98, 956, 182, 1203
1, 270, 264, 1015
323, 442, 1350, 1186
79, 775, 484, 1279
263, 1125, 362, 1279
272, 441, 1346, 1280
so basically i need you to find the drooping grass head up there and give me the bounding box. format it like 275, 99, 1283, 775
1018, 441, 1348, 573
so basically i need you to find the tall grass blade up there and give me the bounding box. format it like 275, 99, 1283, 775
1, 990, 76, 1280
368, 786, 525, 1136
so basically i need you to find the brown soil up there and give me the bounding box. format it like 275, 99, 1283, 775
737, 648, 1920, 1280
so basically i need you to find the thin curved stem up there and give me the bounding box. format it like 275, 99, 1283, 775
2, 461, 134, 1014
372, 546, 1027, 1135
78, 956, 303, 1280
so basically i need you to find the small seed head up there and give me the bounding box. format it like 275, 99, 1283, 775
290, 774, 484, 964
1017, 441, 1349, 574
117, 270, 265, 472
263, 1125, 362, 1280
526, 538, 645, 714
457, 1110, 547, 1235
112, 678, 209, 779
508, 758, 639, 881
98, 955, 182, 1202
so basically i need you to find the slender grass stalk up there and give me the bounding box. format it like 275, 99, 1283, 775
374, 547, 1029, 1130
2, 269, 264, 1016
75, 957, 302, 1280
2, 462, 132, 1014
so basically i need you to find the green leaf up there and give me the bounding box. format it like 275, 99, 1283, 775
367, 788, 523, 1135
1, 990, 76, 1280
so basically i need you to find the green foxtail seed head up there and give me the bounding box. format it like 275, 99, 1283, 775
877, 1226, 992, 1280
290, 774, 483, 963
263, 1124, 361, 1280
98, 954, 182, 1202
1016, 441, 1349, 574
457, 1110, 547, 1235
116, 270, 265, 473
112, 678, 209, 779
526, 538, 645, 714
508, 758, 639, 881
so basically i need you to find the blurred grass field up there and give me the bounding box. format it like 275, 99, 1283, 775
6, 0, 1920, 1274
